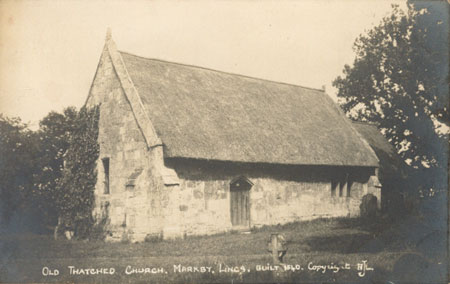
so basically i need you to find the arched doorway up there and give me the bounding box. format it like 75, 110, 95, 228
230, 176, 252, 228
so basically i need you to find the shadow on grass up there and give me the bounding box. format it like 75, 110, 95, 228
292, 217, 421, 254
301, 233, 384, 254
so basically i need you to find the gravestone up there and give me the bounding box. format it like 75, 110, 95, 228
267, 233, 287, 264
360, 194, 378, 219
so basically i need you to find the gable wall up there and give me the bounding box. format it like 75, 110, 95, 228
165, 159, 379, 236
86, 48, 165, 242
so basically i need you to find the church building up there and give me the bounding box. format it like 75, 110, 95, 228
85, 31, 382, 242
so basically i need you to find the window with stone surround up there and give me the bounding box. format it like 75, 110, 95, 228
346, 179, 353, 197
331, 181, 338, 196
339, 180, 346, 197
332, 174, 351, 198
102, 157, 110, 194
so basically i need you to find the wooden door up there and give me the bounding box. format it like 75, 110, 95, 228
230, 177, 252, 227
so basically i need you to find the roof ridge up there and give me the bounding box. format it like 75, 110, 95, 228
119, 50, 326, 93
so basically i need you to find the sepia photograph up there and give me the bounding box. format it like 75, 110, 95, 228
0, 0, 448, 283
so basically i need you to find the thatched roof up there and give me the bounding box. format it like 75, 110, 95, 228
118, 50, 378, 167
352, 122, 406, 177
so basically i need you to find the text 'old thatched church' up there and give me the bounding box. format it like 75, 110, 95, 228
85, 31, 387, 242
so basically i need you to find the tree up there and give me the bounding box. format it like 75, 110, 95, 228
0, 106, 99, 236
409, 0, 449, 124
33, 107, 78, 227
333, 3, 448, 197
0, 115, 40, 230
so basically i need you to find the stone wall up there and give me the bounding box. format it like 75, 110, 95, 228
165, 159, 380, 237
86, 46, 165, 242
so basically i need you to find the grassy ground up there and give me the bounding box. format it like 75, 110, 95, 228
1, 217, 447, 283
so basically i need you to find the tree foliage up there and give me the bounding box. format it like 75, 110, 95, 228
1, 106, 99, 237
55, 106, 99, 238
333, 3, 448, 195
410, 0, 449, 124
33, 107, 78, 226
0, 115, 40, 227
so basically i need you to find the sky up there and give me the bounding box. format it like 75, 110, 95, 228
0, 0, 406, 129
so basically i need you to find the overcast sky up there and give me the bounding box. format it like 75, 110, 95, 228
0, 0, 406, 129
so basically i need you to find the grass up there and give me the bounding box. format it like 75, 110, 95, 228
1, 217, 447, 283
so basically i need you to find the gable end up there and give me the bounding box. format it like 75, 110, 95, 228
89, 33, 162, 149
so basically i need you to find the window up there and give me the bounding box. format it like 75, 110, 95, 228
332, 174, 351, 198
331, 181, 338, 196
339, 181, 345, 197
102, 158, 110, 194
347, 180, 353, 197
